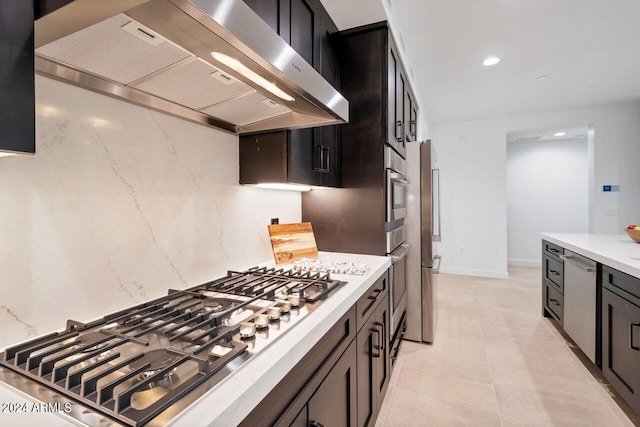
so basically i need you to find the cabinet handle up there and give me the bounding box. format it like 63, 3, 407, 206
410, 120, 416, 135
314, 145, 330, 173
314, 144, 323, 172
395, 121, 403, 142
392, 329, 406, 360
309, 421, 325, 427
630, 323, 640, 351
368, 288, 382, 301
548, 270, 560, 276
548, 248, 560, 253
375, 321, 385, 351
371, 328, 381, 358
549, 298, 560, 306
322, 146, 330, 173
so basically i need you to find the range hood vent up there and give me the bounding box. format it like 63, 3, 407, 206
34, 0, 348, 134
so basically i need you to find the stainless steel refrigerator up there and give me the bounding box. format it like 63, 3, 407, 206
405, 140, 441, 343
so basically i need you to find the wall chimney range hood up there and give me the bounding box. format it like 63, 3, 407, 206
34, 0, 349, 134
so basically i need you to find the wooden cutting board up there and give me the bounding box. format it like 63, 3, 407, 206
268, 222, 319, 265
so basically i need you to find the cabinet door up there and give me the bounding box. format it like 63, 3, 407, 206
289, 129, 322, 185
1, 0, 35, 154
387, 45, 399, 146
602, 288, 640, 413
242, 0, 280, 33
357, 294, 389, 427
404, 89, 413, 142
405, 91, 417, 142
281, 0, 319, 67
317, 127, 341, 188
307, 340, 357, 427
373, 295, 390, 407
318, 7, 339, 87
396, 66, 407, 154
239, 131, 288, 184
411, 103, 418, 140
357, 312, 377, 427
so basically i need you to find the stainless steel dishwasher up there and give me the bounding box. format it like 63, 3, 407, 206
560, 250, 597, 362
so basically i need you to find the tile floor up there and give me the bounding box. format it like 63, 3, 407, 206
376, 267, 640, 427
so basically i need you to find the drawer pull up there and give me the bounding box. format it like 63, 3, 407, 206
548, 270, 560, 276
630, 323, 640, 351
548, 248, 560, 253
310, 421, 325, 427
549, 298, 560, 306
368, 289, 382, 300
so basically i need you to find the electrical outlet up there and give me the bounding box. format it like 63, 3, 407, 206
271, 218, 279, 225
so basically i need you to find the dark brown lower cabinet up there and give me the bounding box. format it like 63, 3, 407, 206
544, 282, 563, 325
357, 294, 390, 427
602, 284, 640, 413
241, 269, 391, 427
292, 340, 358, 427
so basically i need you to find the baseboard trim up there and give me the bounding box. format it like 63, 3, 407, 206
439, 267, 509, 279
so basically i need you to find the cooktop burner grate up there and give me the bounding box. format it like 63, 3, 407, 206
0, 266, 345, 426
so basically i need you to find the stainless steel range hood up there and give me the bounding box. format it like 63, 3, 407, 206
34, 0, 349, 134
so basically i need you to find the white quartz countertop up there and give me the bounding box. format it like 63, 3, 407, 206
541, 233, 640, 278
0, 251, 390, 427
170, 251, 391, 427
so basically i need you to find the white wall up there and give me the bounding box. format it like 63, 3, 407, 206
507, 138, 589, 266
0, 77, 301, 349
431, 102, 640, 278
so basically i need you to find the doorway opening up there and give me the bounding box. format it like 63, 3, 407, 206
506, 126, 593, 266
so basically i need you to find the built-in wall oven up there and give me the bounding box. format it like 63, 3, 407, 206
386, 147, 408, 254
385, 146, 408, 367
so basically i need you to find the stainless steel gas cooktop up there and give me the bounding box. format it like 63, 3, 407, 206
0, 266, 345, 426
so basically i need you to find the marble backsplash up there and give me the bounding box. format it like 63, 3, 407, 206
0, 76, 301, 349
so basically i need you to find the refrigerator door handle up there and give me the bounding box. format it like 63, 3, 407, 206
432, 168, 441, 242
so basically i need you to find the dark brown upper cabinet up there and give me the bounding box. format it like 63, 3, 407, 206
387, 33, 419, 157
239, 129, 340, 187
0, 1, 35, 156
239, 0, 342, 188
241, 0, 280, 33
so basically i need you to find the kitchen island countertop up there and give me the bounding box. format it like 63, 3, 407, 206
541, 233, 640, 278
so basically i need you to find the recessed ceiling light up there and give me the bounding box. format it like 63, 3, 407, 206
554, 132, 566, 137
536, 75, 549, 81
482, 57, 500, 66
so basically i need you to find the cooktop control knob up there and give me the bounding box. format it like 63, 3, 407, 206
277, 300, 292, 314
267, 307, 281, 321
254, 314, 269, 329
287, 294, 301, 307
239, 322, 256, 339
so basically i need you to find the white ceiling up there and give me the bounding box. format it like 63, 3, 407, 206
506, 126, 589, 144
320, 0, 387, 32
320, 0, 640, 124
